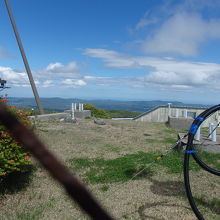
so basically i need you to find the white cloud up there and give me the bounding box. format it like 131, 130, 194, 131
46, 61, 79, 73
0, 61, 86, 89
61, 79, 86, 87
46, 62, 63, 71
39, 61, 81, 78
41, 80, 54, 88
83, 48, 220, 90
83, 48, 140, 68
142, 13, 220, 56
0, 66, 29, 87
129, 0, 220, 56
132, 10, 159, 32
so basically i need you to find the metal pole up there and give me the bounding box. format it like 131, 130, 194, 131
211, 123, 217, 142
4, 0, 44, 114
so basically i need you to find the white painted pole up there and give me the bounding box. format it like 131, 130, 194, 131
82, 103, 84, 111
194, 126, 200, 141
211, 123, 217, 142
175, 109, 179, 117
209, 123, 213, 140
184, 109, 188, 118
79, 103, 81, 111
74, 103, 77, 111
71, 103, 75, 119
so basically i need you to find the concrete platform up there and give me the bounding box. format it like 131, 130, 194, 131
29, 112, 69, 121
180, 133, 220, 154
169, 116, 194, 130
64, 110, 91, 119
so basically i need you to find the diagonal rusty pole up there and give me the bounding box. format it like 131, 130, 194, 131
0, 102, 113, 220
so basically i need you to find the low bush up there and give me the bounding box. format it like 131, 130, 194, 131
0, 98, 32, 181
84, 103, 110, 119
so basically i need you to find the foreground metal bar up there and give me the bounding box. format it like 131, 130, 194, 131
4, 0, 44, 114
0, 102, 113, 220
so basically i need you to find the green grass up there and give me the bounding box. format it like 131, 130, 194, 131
69, 152, 155, 183
107, 110, 140, 118
163, 137, 177, 144
99, 185, 109, 192
69, 151, 220, 184
196, 150, 220, 170
143, 133, 151, 136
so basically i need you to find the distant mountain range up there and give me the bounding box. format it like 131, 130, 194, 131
8, 97, 210, 113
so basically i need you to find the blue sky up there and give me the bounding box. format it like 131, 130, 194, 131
1, 0, 220, 104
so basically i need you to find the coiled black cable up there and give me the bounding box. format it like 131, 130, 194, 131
184, 104, 220, 220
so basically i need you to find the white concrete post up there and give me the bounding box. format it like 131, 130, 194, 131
175, 109, 179, 118
79, 103, 82, 111
168, 103, 171, 117
184, 109, 188, 118
211, 123, 217, 142
81, 103, 84, 111
208, 123, 213, 140
71, 103, 75, 119
74, 103, 77, 111
194, 126, 200, 141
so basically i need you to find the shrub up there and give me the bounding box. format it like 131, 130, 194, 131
84, 103, 110, 119
0, 98, 32, 181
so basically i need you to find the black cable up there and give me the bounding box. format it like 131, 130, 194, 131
184, 104, 220, 219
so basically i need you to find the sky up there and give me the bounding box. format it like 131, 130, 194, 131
1, 0, 220, 104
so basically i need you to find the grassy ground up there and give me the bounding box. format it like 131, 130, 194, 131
0, 119, 219, 219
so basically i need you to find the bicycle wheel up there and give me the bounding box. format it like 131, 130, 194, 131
184, 104, 220, 220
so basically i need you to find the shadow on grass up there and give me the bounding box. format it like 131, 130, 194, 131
0, 166, 35, 199
146, 178, 220, 217
148, 177, 185, 197
137, 201, 191, 220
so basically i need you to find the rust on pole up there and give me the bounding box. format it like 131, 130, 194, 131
0, 102, 113, 220
4, 0, 44, 114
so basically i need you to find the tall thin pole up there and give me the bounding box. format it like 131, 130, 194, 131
4, 0, 44, 114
